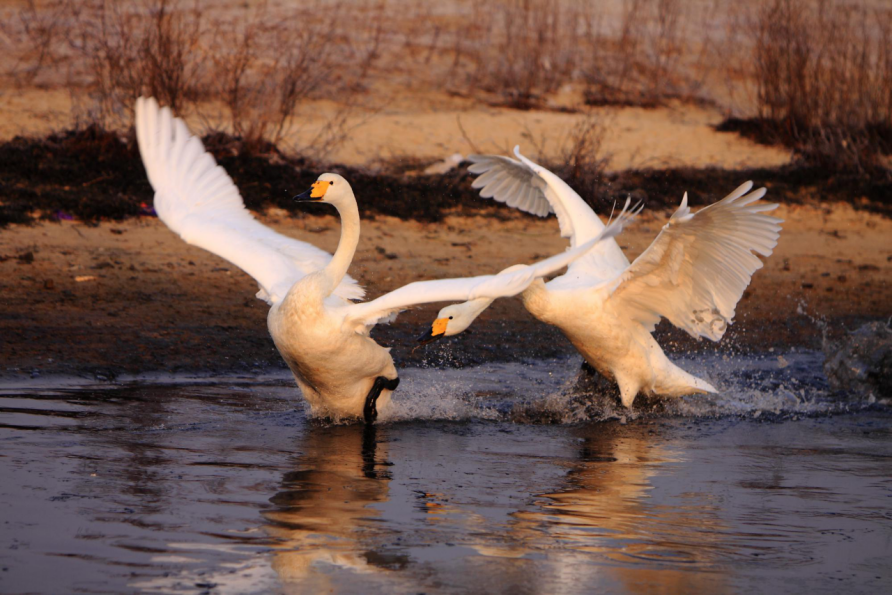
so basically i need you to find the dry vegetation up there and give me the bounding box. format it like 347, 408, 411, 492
747, 0, 892, 172
3, 0, 384, 151
0, 0, 889, 201
415, 0, 713, 109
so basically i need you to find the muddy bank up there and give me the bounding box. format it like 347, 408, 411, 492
1, 202, 889, 382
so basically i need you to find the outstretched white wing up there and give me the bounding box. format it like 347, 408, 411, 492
606, 181, 782, 341
468, 146, 629, 283
344, 199, 640, 330
135, 97, 363, 305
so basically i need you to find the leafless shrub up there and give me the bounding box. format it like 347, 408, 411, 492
520, 112, 612, 199
6, 0, 383, 154
65, 0, 204, 128
581, 0, 693, 107
1, 0, 70, 86
442, 0, 703, 110
208, 1, 382, 154
443, 0, 592, 109
750, 0, 892, 172
556, 114, 612, 198
477, 0, 586, 108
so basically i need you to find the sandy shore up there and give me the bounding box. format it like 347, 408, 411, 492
0, 87, 792, 172
1, 201, 889, 382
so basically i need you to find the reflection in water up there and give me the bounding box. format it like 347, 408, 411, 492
264, 425, 402, 589
6, 382, 886, 593
510, 424, 729, 593
406, 423, 730, 593
262, 421, 731, 593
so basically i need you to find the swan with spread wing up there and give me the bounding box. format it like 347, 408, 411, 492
419, 146, 783, 408
135, 99, 638, 422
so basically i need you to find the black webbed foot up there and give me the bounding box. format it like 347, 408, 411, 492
363, 376, 400, 424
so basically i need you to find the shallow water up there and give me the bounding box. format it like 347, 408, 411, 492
1, 353, 891, 594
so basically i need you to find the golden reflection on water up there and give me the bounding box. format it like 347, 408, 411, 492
507, 424, 730, 593
262, 422, 730, 593
262, 425, 395, 589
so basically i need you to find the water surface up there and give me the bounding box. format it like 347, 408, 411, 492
1, 353, 891, 594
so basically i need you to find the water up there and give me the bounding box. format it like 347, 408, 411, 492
1, 352, 891, 594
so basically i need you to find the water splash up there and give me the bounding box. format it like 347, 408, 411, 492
384, 350, 887, 424
823, 321, 892, 402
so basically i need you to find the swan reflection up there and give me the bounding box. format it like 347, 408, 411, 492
263, 424, 402, 589
474, 423, 730, 592
261, 421, 730, 592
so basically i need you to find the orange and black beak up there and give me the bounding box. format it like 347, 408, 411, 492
417, 318, 448, 345
294, 180, 331, 201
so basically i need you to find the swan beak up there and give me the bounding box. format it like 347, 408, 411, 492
417, 318, 448, 345
293, 181, 330, 201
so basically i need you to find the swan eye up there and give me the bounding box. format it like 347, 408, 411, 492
449, 316, 453, 320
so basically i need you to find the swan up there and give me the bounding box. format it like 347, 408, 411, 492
135, 98, 638, 422
419, 146, 783, 408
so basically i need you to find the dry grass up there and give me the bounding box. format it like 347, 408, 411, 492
3, 0, 383, 152
748, 0, 892, 172
207, 2, 382, 153
2, 0, 890, 178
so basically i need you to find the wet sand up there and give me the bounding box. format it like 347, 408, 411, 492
1, 203, 889, 381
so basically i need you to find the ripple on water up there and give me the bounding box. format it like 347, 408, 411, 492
0, 352, 892, 593
0, 359, 891, 594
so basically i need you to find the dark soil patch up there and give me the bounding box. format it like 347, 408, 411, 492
600, 165, 892, 217
716, 116, 892, 177
717, 117, 892, 155
1, 126, 890, 229
0, 126, 490, 227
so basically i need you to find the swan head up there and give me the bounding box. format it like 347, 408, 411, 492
417, 298, 493, 345
293, 173, 353, 207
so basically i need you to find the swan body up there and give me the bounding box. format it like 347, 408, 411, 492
263, 175, 400, 419
268, 277, 400, 419
135, 98, 636, 421
428, 146, 783, 408
521, 279, 716, 403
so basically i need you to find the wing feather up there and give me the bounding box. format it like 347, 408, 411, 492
135, 97, 363, 304
606, 182, 782, 341
344, 199, 640, 330
467, 147, 630, 283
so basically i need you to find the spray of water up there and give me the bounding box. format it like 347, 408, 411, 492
383, 350, 887, 425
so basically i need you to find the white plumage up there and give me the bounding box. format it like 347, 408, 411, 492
135, 97, 363, 305
451, 146, 783, 407
608, 182, 780, 341
135, 99, 636, 421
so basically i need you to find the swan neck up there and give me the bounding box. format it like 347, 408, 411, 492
323, 193, 360, 292
470, 297, 495, 316
464, 297, 495, 325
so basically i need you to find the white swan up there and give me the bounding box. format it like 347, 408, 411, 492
135, 99, 638, 422
420, 146, 783, 408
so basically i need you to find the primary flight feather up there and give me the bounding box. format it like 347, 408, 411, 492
135, 99, 638, 422
423, 146, 783, 408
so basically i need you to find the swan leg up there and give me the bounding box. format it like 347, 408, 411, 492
363, 376, 400, 424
